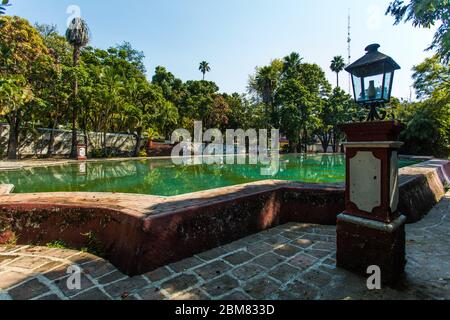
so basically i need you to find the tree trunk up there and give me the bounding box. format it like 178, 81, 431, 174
319, 134, 330, 153
102, 131, 107, 157
336, 72, 339, 88
332, 129, 340, 153
47, 120, 58, 156
7, 112, 20, 160
303, 127, 308, 154
133, 127, 143, 157
70, 46, 80, 159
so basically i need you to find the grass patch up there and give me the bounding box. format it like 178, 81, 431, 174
46, 240, 69, 249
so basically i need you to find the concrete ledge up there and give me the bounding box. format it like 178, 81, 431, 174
0, 159, 448, 276
398, 159, 450, 222
337, 213, 407, 232
0, 184, 14, 195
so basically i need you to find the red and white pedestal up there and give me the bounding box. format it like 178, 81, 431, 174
77, 144, 87, 161
337, 121, 406, 285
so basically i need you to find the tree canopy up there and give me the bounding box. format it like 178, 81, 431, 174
386, 0, 450, 63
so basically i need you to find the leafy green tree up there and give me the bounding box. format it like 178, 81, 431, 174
315, 88, 361, 153
395, 56, 449, 157
277, 60, 331, 152
224, 93, 253, 130
66, 17, 90, 158
199, 61, 211, 81
204, 95, 231, 130
276, 78, 311, 152
412, 55, 449, 99
282, 52, 303, 78
248, 59, 283, 127
152, 66, 185, 106
386, 0, 450, 63
330, 56, 346, 88
396, 99, 449, 157
0, 16, 54, 159
181, 80, 219, 130
36, 24, 73, 155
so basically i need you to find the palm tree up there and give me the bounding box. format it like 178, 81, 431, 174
66, 17, 90, 158
199, 61, 210, 81
330, 56, 346, 88
0, 0, 10, 16
283, 52, 303, 75
254, 66, 277, 106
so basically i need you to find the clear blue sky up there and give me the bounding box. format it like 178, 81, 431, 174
8, 0, 438, 100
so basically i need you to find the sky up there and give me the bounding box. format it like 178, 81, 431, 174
7, 0, 439, 100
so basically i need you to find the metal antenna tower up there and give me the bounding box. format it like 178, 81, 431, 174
347, 9, 352, 94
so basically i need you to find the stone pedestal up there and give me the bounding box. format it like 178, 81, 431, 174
337, 121, 406, 286
77, 144, 87, 161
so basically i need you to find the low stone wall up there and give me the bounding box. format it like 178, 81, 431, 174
398, 160, 450, 222
0, 159, 448, 276
0, 124, 138, 157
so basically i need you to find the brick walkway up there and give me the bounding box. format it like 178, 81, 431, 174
0, 192, 449, 300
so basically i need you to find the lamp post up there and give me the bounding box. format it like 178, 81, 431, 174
337, 44, 406, 286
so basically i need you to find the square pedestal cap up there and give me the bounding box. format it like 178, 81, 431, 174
340, 120, 405, 142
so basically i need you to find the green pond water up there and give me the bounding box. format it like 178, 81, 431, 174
0, 155, 421, 197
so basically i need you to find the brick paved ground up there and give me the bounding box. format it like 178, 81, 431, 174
0, 191, 449, 300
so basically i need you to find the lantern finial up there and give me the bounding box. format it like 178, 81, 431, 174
365, 44, 380, 53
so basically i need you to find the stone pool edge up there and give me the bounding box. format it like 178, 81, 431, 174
0, 159, 448, 276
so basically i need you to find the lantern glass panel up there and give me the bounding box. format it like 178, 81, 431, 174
363, 74, 383, 101
352, 75, 364, 102
383, 72, 392, 100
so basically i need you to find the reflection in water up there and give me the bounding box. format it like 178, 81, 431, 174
0, 155, 420, 197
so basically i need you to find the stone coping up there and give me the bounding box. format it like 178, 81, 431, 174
0, 180, 343, 218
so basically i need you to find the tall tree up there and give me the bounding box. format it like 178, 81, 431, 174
199, 61, 211, 81
248, 59, 283, 127
276, 61, 331, 152
282, 52, 303, 77
36, 24, 73, 155
412, 54, 449, 99
0, 16, 54, 159
330, 56, 346, 88
65, 17, 90, 158
386, 0, 450, 63
395, 55, 450, 157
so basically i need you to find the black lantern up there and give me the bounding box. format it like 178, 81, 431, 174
346, 44, 400, 121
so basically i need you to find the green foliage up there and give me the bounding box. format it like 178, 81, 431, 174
46, 240, 68, 249
330, 56, 346, 87
199, 61, 211, 80
0, 0, 10, 16
386, 0, 450, 63
65, 18, 90, 49
397, 100, 449, 157
412, 55, 449, 99
80, 231, 105, 256
0, 16, 55, 159
395, 56, 449, 158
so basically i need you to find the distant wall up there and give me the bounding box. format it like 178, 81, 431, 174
0, 124, 139, 157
